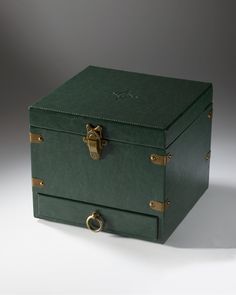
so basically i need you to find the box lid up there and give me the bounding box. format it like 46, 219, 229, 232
29, 66, 212, 148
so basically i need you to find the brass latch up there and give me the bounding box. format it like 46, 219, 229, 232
83, 124, 107, 160
149, 200, 170, 212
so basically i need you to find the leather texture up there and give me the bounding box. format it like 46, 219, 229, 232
29, 66, 212, 149
162, 105, 212, 242
29, 66, 213, 243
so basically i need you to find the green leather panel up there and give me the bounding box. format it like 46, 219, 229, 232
29, 66, 212, 148
36, 193, 158, 241
31, 126, 165, 216
31, 66, 211, 129
165, 87, 212, 147
162, 105, 212, 242
29, 108, 166, 148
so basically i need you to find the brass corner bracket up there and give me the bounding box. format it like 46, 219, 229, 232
208, 110, 213, 119
29, 132, 44, 143
149, 200, 170, 213
150, 154, 172, 166
32, 178, 44, 188
205, 151, 211, 160
83, 124, 107, 160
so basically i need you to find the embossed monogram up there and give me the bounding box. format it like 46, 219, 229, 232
112, 89, 139, 100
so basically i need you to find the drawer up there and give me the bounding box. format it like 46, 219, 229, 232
35, 193, 159, 241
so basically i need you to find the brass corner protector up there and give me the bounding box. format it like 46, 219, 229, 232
149, 200, 170, 213
208, 110, 213, 119
83, 124, 107, 160
150, 154, 172, 166
29, 132, 44, 143
32, 178, 44, 188
205, 151, 211, 160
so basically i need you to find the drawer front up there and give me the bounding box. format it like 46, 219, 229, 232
30, 127, 165, 216
35, 193, 158, 241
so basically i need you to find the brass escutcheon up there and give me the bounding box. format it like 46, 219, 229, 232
86, 211, 104, 232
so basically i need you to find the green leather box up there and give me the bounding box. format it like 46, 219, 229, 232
29, 66, 212, 243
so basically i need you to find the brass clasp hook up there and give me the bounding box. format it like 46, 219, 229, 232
83, 124, 107, 160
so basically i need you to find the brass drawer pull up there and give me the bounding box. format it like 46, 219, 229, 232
86, 211, 104, 232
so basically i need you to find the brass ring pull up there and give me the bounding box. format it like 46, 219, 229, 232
86, 211, 104, 232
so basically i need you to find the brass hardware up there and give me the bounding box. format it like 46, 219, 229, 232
29, 132, 44, 143
149, 200, 170, 212
205, 151, 211, 160
32, 178, 44, 188
150, 154, 172, 166
86, 211, 104, 232
208, 110, 213, 119
83, 124, 107, 160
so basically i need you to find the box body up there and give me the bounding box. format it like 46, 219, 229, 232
29, 66, 212, 243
